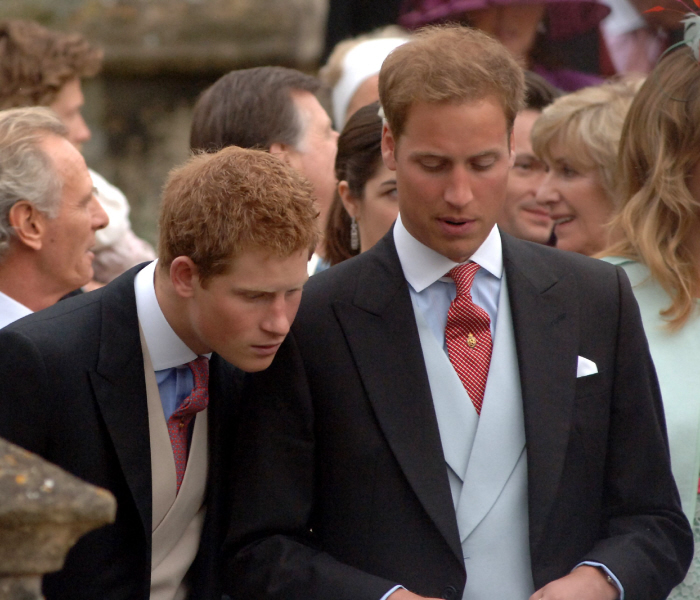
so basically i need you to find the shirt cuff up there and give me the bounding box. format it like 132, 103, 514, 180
575, 562, 624, 600
380, 585, 405, 600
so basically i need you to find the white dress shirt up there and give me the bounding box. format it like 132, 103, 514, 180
0, 290, 32, 329
134, 261, 211, 420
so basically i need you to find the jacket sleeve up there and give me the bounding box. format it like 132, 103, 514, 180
222, 332, 399, 600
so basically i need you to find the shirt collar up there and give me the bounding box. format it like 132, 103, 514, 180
393, 214, 503, 293
0, 290, 32, 329
134, 260, 209, 370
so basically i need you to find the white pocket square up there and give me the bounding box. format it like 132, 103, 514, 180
576, 356, 598, 378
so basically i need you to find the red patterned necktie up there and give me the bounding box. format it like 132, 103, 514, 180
445, 262, 493, 415
167, 356, 209, 493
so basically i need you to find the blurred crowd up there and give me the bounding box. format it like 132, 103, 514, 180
0, 4, 700, 600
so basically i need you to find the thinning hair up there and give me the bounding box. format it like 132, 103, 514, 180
158, 146, 319, 283
0, 107, 67, 258
0, 19, 102, 109
531, 77, 643, 203
378, 25, 524, 140
603, 48, 700, 329
189, 66, 322, 153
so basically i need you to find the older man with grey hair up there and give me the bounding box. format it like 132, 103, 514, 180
0, 107, 108, 328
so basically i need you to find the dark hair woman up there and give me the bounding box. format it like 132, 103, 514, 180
325, 101, 398, 266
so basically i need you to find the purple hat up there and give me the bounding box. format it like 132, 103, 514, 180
399, 0, 610, 41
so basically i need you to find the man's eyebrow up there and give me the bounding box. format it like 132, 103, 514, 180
81, 187, 98, 204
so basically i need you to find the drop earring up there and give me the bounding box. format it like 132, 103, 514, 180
350, 217, 360, 251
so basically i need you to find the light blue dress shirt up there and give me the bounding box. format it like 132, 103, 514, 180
134, 260, 211, 420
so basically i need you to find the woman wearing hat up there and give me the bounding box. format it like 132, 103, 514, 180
399, 0, 611, 90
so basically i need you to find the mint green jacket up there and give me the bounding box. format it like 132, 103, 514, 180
604, 257, 700, 523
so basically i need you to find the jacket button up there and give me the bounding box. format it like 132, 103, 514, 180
441, 586, 458, 600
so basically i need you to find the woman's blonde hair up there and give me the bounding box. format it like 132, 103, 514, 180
603, 48, 700, 329
531, 77, 643, 204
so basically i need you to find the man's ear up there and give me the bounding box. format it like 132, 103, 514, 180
270, 142, 303, 172
381, 123, 397, 171
8, 201, 47, 251
170, 256, 199, 299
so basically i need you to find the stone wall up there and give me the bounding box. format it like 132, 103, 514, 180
0, 0, 328, 244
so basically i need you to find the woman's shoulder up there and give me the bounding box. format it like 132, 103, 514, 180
600, 256, 650, 283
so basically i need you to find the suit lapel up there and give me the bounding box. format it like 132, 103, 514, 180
502, 235, 579, 556
332, 235, 463, 565
88, 265, 152, 538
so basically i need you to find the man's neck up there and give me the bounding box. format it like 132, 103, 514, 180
0, 254, 66, 312
153, 267, 209, 356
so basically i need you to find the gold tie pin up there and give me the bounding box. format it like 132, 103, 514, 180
467, 333, 477, 348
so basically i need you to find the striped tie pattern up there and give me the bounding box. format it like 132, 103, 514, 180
445, 262, 492, 415
167, 356, 209, 493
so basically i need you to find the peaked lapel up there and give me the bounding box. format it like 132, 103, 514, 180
501, 235, 580, 556
332, 234, 463, 566
88, 264, 152, 539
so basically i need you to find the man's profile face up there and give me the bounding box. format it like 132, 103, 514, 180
498, 109, 552, 244
49, 78, 91, 150
38, 135, 109, 294
285, 91, 339, 231
188, 246, 309, 372
382, 98, 513, 263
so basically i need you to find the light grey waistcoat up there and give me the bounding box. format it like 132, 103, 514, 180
411, 272, 534, 599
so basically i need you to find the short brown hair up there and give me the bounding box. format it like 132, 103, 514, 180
158, 146, 319, 282
189, 66, 322, 153
0, 19, 103, 109
378, 25, 524, 140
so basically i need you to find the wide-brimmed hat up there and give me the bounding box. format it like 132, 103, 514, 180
399, 0, 610, 41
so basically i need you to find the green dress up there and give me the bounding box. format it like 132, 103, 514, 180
603, 258, 700, 598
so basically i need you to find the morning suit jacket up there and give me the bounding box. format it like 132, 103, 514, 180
224, 230, 693, 600
0, 264, 242, 600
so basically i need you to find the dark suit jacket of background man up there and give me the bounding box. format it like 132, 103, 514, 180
0, 264, 242, 600
224, 230, 692, 600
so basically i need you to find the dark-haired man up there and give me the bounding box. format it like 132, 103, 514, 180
225, 25, 692, 600
0, 146, 318, 599
190, 66, 338, 274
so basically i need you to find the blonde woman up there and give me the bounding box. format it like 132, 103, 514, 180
531, 77, 642, 255
601, 46, 700, 599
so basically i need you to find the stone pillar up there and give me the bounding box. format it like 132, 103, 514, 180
0, 438, 116, 600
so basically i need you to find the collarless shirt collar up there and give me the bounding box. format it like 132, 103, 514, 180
393, 214, 503, 292
134, 260, 209, 370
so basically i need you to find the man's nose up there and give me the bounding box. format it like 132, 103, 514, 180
90, 196, 110, 231
74, 114, 91, 146
444, 167, 474, 206
262, 297, 293, 337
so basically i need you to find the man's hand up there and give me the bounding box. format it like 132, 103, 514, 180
529, 566, 619, 600
388, 589, 441, 600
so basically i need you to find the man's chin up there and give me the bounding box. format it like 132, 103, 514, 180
227, 353, 277, 373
